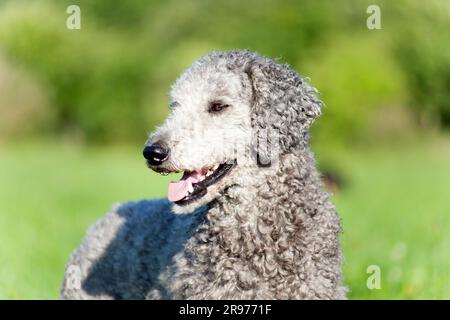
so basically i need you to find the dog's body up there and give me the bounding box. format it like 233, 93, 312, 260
61, 50, 346, 299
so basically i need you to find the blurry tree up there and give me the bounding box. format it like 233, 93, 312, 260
392, 0, 450, 127
0, 0, 447, 145
0, 53, 53, 141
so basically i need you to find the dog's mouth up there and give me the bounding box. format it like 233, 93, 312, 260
167, 160, 236, 206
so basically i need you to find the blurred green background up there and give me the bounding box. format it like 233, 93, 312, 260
0, 0, 449, 299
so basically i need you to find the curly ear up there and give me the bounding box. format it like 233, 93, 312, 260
243, 53, 323, 166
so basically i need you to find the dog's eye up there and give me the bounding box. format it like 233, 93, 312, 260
169, 101, 179, 109
208, 101, 230, 113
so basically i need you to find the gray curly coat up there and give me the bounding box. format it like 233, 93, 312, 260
61, 50, 347, 299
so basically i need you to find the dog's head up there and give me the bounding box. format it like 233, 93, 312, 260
144, 50, 322, 213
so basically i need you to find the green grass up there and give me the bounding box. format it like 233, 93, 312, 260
0, 138, 449, 299
0, 142, 176, 299
332, 139, 450, 299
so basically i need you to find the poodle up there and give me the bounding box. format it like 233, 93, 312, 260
60, 50, 347, 299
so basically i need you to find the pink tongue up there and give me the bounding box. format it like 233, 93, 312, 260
168, 171, 203, 202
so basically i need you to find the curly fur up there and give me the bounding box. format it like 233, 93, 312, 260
61, 50, 347, 299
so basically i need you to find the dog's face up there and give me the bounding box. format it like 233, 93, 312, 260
144, 51, 322, 213
145, 56, 256, 212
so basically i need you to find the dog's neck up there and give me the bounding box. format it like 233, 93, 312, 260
205, 146, 328, 247
173, 146, 343, 299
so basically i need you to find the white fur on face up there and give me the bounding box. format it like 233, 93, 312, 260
148, 59, 254, 212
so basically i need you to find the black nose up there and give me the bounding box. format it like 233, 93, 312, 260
143, 143, 169, 166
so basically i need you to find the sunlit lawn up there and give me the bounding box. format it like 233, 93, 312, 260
0, 137, 449, 299
326, 137, 450, 299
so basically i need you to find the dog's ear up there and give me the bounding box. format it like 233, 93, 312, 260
243, 54, 323, 166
